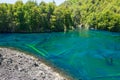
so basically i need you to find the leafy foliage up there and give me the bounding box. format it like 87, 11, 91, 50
0, 0, 120, 32
68, 0, 120, 32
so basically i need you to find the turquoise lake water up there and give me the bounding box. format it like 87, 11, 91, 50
0, 30, 120, 80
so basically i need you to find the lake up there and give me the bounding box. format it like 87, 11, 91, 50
0, 29, 120, 80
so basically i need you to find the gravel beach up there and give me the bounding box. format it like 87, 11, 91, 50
0, 48, 69, 80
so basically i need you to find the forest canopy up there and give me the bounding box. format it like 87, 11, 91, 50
0, 0, 120, 32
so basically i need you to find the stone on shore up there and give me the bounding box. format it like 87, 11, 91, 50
0, 48, 68, 80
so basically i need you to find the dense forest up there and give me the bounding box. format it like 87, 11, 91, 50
0, 0, 120, 33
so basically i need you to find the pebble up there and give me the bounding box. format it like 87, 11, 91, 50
0, 54, 3, 65
0, 48, 68, 80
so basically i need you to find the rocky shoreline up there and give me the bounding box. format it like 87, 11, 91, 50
0, 48, 70, 80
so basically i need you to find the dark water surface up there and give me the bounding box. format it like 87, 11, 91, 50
0, 30, 120, 80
